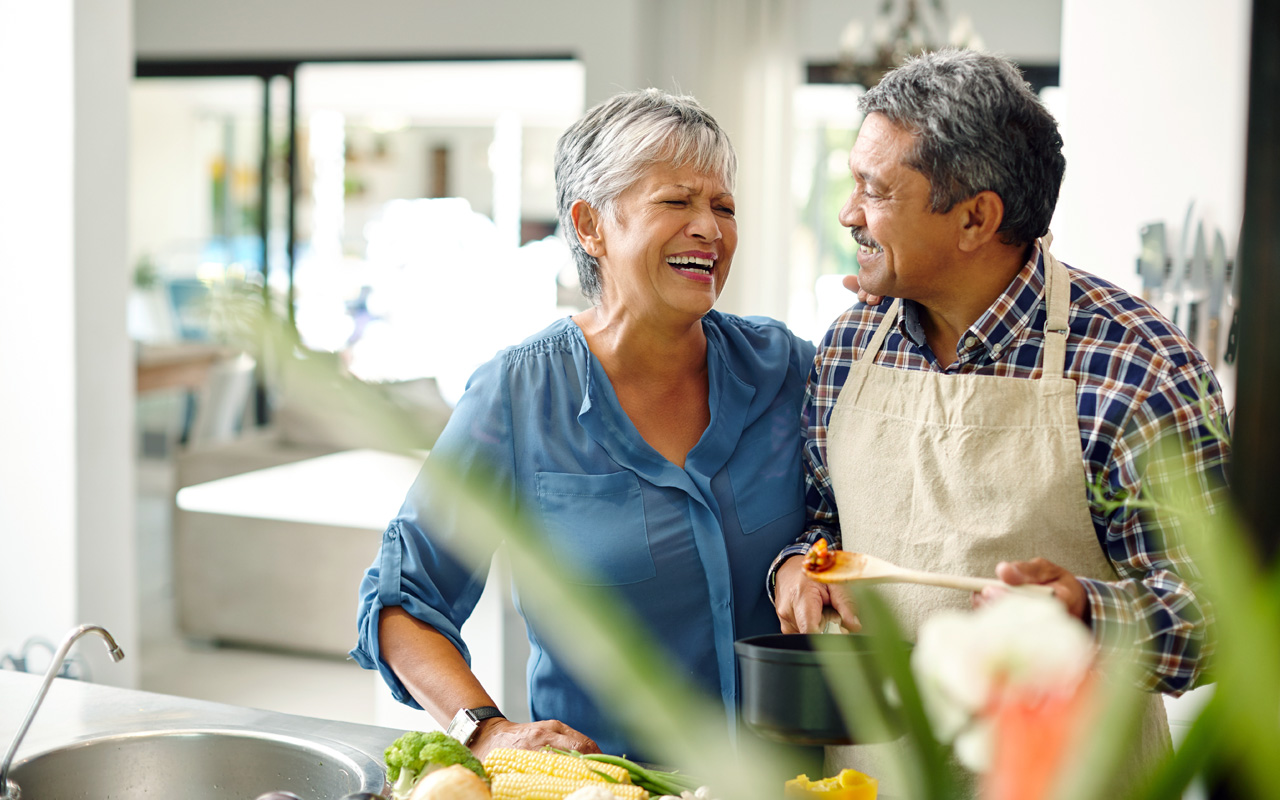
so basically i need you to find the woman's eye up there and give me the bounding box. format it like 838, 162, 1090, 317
663, 199, 687, 207
716, 205, 736, 217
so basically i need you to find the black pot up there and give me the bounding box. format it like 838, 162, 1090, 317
735, 633, 911, 747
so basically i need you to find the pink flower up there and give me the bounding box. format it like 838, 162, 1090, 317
983, 673, 1098, 800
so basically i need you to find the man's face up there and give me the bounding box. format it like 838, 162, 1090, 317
838, 113, 963, 303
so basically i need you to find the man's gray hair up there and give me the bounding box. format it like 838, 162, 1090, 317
859, 49, 1065, 246
555, 88, 737, 302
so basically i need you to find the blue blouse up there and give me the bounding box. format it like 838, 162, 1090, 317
350, 311, 815, 757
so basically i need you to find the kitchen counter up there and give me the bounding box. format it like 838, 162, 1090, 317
0, 670, 403, 783
172, 448, 424, 656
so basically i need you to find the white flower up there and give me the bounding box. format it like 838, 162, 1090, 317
952, 719, 994, 773
911, 594, 1095, 771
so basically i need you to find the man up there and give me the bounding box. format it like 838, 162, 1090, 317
770, 49, 1230, 780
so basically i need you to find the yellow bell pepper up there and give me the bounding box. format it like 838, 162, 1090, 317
784, 768, 878, 799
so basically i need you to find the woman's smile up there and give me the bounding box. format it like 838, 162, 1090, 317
666, 251, 718, 284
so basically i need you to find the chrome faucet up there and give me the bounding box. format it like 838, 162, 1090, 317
0, 624, 125, 800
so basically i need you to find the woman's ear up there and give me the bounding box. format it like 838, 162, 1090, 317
570, 199, 606, 258
957, 190, 1005, 252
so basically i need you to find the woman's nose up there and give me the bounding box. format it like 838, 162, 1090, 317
688, 206, 722, 242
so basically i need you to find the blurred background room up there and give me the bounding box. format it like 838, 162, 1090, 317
0, 0, 1269, 781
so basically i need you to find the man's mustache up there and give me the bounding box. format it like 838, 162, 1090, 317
849, 226, 880, 250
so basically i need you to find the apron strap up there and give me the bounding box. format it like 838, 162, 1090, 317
860, 234, 1070, 378
862, 298, 902, 361
1040, 232, 1071, 380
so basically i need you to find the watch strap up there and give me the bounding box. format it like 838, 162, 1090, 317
468, 705, 504, 723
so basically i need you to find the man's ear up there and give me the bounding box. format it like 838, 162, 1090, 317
957, 190, 1005, 252
570, 199, 606, 258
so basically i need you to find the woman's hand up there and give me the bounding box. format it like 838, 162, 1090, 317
376, 609, 599, 759
471, 717, 601, 760
774, 555, 861, 634
842, 273, 884, 306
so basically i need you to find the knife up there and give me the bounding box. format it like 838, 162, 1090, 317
1224, 222, 1242, 365
1137, 222, 1167, 304
1185, 221, 1208, 347
1207, 228, 1227, 365
1166, 202, 1194, 325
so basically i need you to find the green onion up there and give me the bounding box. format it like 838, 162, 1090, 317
545, 748, 703, 797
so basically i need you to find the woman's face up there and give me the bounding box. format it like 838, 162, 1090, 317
594, 161, 737, 322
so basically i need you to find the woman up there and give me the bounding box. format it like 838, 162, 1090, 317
350, 89, 816, 761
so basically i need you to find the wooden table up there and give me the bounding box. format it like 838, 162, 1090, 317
135, 342, 237, 394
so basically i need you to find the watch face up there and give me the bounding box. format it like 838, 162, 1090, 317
447, 709, 479, 745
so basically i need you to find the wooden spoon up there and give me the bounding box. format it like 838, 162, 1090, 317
804, 549, 1055, 597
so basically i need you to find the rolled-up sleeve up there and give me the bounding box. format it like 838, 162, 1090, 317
349, 355, 515, 704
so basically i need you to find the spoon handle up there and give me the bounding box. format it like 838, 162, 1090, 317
896, 570, 1055, 597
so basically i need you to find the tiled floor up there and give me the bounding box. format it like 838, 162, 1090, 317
135, 453, 388, 728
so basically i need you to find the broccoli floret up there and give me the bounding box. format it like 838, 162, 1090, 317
384, 730, 487, 800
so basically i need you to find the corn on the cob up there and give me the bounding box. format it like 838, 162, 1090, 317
490, 772, 650, 800
483, 748, 631, 784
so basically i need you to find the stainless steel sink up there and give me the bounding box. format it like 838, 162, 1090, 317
7, 727, 388, 800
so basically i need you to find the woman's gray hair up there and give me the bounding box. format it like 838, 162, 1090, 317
555, 88, 737, 302
859, 49, 1065, 246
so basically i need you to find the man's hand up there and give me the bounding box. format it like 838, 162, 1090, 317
976, 557, 1089, 621
471, 717, 599, 760
841, 273, 884, 306
775, 555, 861, 633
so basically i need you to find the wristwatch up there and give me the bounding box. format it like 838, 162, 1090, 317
445, 705, 505, 746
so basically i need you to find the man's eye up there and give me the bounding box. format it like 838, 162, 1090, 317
716, 205, 736, 217
663, 199, 687, 206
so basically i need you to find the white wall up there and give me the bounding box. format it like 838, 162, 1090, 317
0, 0, 76, 665
133, 0, 644, 110
0, 0, 136, 687
1051, 0, 1250, 293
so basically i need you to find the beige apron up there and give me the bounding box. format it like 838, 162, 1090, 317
824, 239, 1171, 794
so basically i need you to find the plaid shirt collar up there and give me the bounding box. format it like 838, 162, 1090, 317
897, 241, 1048, 364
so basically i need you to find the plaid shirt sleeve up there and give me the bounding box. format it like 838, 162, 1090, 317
1079, 357, 1230, 696
766, 315, 857, 603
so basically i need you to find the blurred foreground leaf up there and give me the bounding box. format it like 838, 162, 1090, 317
237, 294, 1280, 800
240, 298, 816, 798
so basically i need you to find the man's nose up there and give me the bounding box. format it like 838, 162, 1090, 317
838, 193, 862, 228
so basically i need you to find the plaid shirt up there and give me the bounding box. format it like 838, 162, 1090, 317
772, 243, 1230, 695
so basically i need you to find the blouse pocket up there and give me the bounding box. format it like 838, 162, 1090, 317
534, 470, 656, 585
728, 417, 804, 534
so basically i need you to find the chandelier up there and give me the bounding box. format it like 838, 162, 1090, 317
832, 0, 984, 88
